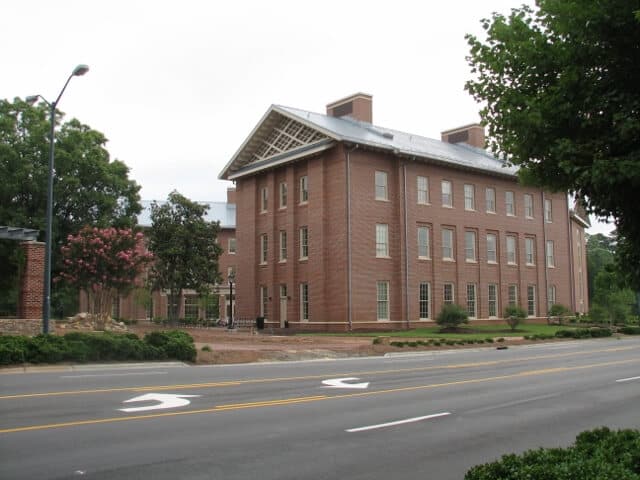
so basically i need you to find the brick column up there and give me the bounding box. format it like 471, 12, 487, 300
18, 241, 45, 320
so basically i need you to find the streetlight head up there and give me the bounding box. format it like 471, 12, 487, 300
25, 95, 39, 104
72, 64, 89, 76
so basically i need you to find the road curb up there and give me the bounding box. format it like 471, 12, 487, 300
0, 361, 187, 374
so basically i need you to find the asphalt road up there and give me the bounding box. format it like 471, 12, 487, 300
2, 337, 639, 479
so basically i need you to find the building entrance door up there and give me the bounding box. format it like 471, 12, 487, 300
279, 285, 287, 328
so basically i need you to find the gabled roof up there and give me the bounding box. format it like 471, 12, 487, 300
218, 104, 518, 181
138, 200, 236, 229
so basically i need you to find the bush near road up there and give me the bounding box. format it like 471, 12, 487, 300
0, 330, 197, 365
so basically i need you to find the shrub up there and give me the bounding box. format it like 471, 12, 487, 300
436, 304, 469, 329
619, 326, 640, 335
143, 330, 196, 362
549, 303, 570, 318
201, 345, 212, 352
504, 305, 527, 331
485, 337, 494, 343
465, 427, 640, 480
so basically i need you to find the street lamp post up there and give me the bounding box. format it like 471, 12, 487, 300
227, 272, 235, 329
26, 64, 89, 334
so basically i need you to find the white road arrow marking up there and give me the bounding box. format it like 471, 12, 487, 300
322, 377, 370, 389
119, 393, 201, 413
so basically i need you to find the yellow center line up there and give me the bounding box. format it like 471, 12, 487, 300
0, 345, 635, 400
1, 357, 638, 435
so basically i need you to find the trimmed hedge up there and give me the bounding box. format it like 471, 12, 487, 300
0, 330, 197, 365
555, 327, 613, 339
465, 427, 640, 480
619, 326, 640, 335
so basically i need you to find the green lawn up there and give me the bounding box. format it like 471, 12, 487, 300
303, 323, 574, 341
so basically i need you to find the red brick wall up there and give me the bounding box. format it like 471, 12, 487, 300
18, 241, 44, 320
233, 142, 585, 331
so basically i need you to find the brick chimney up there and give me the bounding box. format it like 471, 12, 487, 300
441, 124, 485, 149
226, 187, 236, 205
326, 93, 373, 123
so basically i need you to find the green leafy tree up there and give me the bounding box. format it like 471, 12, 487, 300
0, 98, 141, 316
57, 227, 153, 330
593, 266, 636, 324
586, 233, 616, 301
465, 0, 640, 289
148, 191, 223, 324
504, 305, 527, 331
436, 304, 469, 331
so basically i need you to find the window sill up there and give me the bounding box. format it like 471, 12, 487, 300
506, 213, 516, 217
526, 263, 536, 267
465, 259, 478, 264
443, 258, 456, 263
487, 260, 498, 265
376, 255, 392, 259
418, 256, 431, 261
417, 202, 431, 206
486, 210, 496, 215
299, 201, 308, 206
299, 257, 308, 262
259, 262, 267, 266
278, 206, 287, 211
375, 198, 391, 203
465, 208, 476, 212
507, 262, 518, 266
278, 259, 287, 264
442, 205, 454, 209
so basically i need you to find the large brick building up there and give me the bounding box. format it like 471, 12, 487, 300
220, 93, 589, 331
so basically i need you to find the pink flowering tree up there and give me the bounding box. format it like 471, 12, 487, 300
57, 226, 153, 330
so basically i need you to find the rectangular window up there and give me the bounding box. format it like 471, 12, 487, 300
467, 283, 477, 318
524, 194, 534, 218
464, 184, 475, 211
488, 284, 498, 317
443, 283, 454, 305
486, 233, 497, 263
300, 283, 309, 321
417, 176, 429, 204
508, 284, 518, 307
260, 286, 268, 318
260, 234, 268, 264
417, 226, 430, 259
184, 295, 199, 321
506, 235, 517, 265
279, 230, 287, 262
485, 187, 496, 213
465, 231, 477, 262
375, 171, 388, 201
546, 240, 555, 267
300, 176, 308, 203
442, 228, 454, 260
547, 285, 556, 311
260, 187, 268, 213
279, 182, 287, 208
228, 238, 236, 254
525, 237, 535, 265
419, 282, 430, 320
377, 281, 389, 321
505, 191, 515, 216
299, 226, 309, 260
527, 285, 537, 317
441, 180, 452, 207
376, 224, 389, 257
544, 199, 553, 223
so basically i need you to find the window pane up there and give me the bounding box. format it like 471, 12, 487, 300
300, 176, 308, 203
280, 182, 287, 208
375, 171, 388, 200
442, 229, 453, 259
300, 227, 308, 259
417, 176, 429, 204
527, 285, 536, 316
525, 238, 535, 265
546, 240, 555, 267
418, 226, 430, 258
443, 283, 454, 304
467, 284, 477, 318
377, 281, 389, 320
464, 184, 475, 210
486, 188, 496, 213
524, 194, 533, 218
544, 199, 553, 222
442, 181, 452, 207
488, 284, 498, 317
465, 231, 476, 261
506, 191, 515, 215
508, 285, 518, 307
419, 282, 430, 319
487, 234, 497, 263
507, 236, 516, 264
376, 224, 389, 257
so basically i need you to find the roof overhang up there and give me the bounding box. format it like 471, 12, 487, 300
0, 226, 39, 241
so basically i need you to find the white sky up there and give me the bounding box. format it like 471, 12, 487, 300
2, 0, 613, 235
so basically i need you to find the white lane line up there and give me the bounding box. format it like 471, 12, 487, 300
60, 372, 168, 379
346, 412, 451, 433
616, 375, 640, 383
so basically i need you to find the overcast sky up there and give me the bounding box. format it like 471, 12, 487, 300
2, 0, 613, 234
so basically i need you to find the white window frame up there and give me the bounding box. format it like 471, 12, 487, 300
417, 176, 429, 205
486, 233, 497, 263
299, 226, 309, 260
442, 228, 454, 261
228, 238, 236, 255
375, 171, 388, 201
279, 230, 287, 262
485, 187, 496, 213
299, 176, 308, 204
547, 285, 556, 311
260, 234, 268, 265
467, 283, 477, 318
417, 226, 430, 259
260, 187, 268, 213
508, 284, 518, 307
464, 184, 475, 211
524, 194, 534, 218
546, 240, 555, 267
488, 283, 498, 318
465, 230, 477, 262
377, 281, 389, 321
441, 180, 453, 207
419, 282, 430, 320
505, 191, 515, 216
279, 182, 287, 209
544, 199, 553, 223
443, 283, 454, 305
527, 285, 537, 317
260, 286, 268, 318
376, 223, 389, 258
506, 235, 517, 265
300, 283, 309, 321
525, 237, 535, 265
